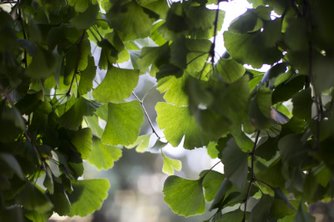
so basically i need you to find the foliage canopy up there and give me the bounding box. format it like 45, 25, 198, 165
1, 0, 334, 221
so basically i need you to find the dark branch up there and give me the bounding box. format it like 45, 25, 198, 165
66, 31, 86, 97
210, 1, 221, 66
243, 130, 261, 222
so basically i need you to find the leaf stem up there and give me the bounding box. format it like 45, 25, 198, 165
200, 160, 222, 180
132, 92, 162, 140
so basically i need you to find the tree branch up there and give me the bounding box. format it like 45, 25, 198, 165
199, 0, 221, 80
243, 130, 261, 222
210, 1, 221, 66
66, 31, 86, 96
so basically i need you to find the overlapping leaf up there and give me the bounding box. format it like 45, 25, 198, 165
156, 102, 210, 149
93, 67, 139, 103
102, 101, 144, 146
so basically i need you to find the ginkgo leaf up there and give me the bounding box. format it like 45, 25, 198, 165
59, 97, 98, 130
0, 153, 24, 179
157, 75, 188, 106
156, 102, 210, 149
26, 47, 59, 79
162, 153, 182, 175
108, 2, 154, 40
207, 141, 219, 158
78, 56, 96, 96
68, 179, 110, 216
202, 170, 224, 201
70, 128, 92, 159
125, 134, 151, 153
163, 176, 205, 217
17, 184, 53, 213
70, 4, 99, 29
216, 58, 245, 84
87, 138, 122, 170
49, 186, 71, 216
102, 101, 144, 146
221, 139, 248, 190
68, 0, 90, 12
224, 19, 282, 68
93, 67, 139, 103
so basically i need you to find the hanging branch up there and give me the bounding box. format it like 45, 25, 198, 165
66, 31, 86, 97
242, 130, 261, 222
199, 0, 221, 80
303, 0, 322, 150
210, 1, 221, 66
132, 92, 162, 140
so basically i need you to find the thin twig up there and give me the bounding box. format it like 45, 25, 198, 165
66, 31, 86, 96
198, 1, 221, 80
243, 130, 261, 222
304, 0, 322, 150
210, 1, 220, 66
201, 160, 222, 179
142, 83, 158, 102
132, 92, 162, 140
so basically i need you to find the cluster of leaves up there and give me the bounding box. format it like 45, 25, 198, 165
1, 0, 334, 221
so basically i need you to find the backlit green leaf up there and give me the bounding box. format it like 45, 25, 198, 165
216, 58, 245, 84
224, 19, 282, 68
93, 67, 139, 103
87, 139, 122, 170
162, 153, 182, 175
202, 170, 224, 201
68, 0, 90, 12
156, 102, 210, 149
163, 176, 205, 217
157, 75, 188, 106
108, 2, 154, 40
102, 101, 144, 146
68, 179, 110, 216
125, 135, 151, 153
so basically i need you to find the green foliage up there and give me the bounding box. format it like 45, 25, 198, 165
163, 176, 205, 217
1, 0, 334, 221
162, 152, 182, 175
68, 179, 110, 216
102, 101, 144, 145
